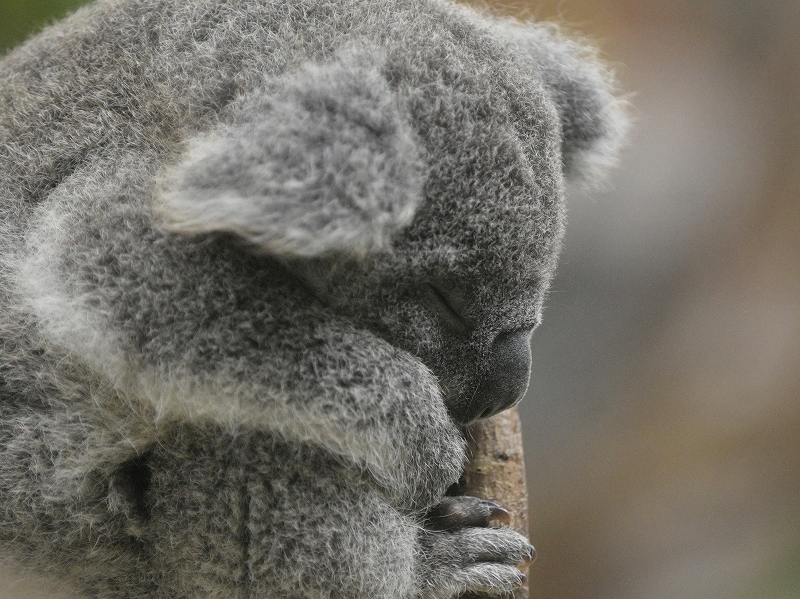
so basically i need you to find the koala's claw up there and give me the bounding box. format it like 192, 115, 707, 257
418, 496, 534, 598
488, 504, 512, 526
424, 496, 510, 530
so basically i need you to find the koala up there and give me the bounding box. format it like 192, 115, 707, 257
0, 0, 626, 597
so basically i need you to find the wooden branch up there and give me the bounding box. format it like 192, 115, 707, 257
457, 406, 530, 599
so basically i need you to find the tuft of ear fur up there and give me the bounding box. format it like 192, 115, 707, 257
498, 20, 629, 186
156, 52, 424, 257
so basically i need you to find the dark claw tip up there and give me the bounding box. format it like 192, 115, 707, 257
487, 505, 511, 525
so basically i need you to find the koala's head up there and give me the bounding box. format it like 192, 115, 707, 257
158, 18, 626, 424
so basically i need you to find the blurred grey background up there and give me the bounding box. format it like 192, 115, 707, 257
2, 1, 799, 598
508, 2, 800, 598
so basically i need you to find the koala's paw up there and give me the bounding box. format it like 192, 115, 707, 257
416, 496, 535, 599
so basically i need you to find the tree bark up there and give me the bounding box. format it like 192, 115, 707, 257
457, 406, 530, 599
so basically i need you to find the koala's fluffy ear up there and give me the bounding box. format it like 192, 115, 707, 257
156, 52, 423, 257
500, 21, 629, 186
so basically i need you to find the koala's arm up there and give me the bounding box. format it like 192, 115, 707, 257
19, 166, 453, 508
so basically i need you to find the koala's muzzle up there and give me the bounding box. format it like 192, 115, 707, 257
455, 329, 533, 424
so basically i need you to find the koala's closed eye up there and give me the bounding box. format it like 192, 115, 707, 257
426, 282, 473, 334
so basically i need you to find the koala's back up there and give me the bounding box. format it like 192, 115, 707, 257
0, 0, 482, 209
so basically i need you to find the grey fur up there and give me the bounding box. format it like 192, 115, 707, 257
0, 0, 626, 597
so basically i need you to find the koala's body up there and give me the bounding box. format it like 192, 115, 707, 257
0, 0, 625, 597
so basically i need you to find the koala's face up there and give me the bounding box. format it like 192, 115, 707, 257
340, 199, 561, 427
294, 60, 565, 425
302, 193, 563, 426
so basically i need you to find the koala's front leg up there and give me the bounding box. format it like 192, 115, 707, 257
146, 429, 531, 599
416, 496, 534, 599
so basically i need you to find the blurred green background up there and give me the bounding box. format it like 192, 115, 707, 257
2, 1, 799, 599
0, 0, 89, 52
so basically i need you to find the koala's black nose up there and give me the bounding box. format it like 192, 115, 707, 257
456, 329, 533, 424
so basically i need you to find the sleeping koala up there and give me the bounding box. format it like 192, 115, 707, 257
0, 0, 626, 596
